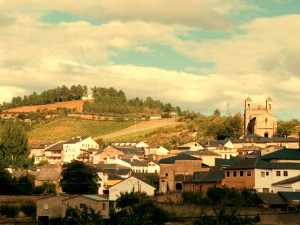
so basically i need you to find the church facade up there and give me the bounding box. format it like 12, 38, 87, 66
244, 97, 277, 138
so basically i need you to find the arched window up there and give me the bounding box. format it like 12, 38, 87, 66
269, 104, 271, 109
264, 132, 269, 138
247, 104, 250, 108
176, 183, 183, 191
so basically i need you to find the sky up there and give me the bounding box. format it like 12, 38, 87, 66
1, 0, 300, 120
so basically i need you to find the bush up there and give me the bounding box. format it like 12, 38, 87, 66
0, 204, 20, 217
181, 192, 206, 205
20, 201, 36, 218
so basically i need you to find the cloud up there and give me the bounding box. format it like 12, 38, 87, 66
0, 0, 251, 29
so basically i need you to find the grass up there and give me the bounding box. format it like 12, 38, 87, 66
28, 117, 135, 142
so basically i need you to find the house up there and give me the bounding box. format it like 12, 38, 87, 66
259, 148, 300, 163
41, 141, 65, 165
35, 164, 62, 193
36, 195, 110, 223
108, 176, 156, 201
147, 161, 160, 173
224, 158, 300, 193
178, 142, 204, 151
106, 157, 149, 173
183, 170, 225, 195
146, 146, 169, 156
178, 150, 220, 167
97, 163, 132, 179
62, 195, 109, 219
99, 146, 125, 162
106, 174, 123, 188
36, 196, 68, 223
63, 136, 99, 163
135, 141, 149, 148
159, 154, 210, 193
278, 192, 300, 211
256, 193, 287, 209
272, 175, 300, 192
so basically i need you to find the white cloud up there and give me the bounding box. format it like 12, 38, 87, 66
0, 0, 251, 29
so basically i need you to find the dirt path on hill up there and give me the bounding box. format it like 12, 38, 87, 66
93, 118, 181, 140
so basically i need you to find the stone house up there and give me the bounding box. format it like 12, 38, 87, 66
183, 170, 225, 195
62, 195, 109, 219
35, 164, 62, 193
159, 154, 210, 193
36, 196, 68, 222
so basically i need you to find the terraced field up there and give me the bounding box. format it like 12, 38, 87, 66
28, 117, 135, 142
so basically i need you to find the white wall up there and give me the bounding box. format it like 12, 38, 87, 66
255, 168, 300, 193
109, 177, 155, 201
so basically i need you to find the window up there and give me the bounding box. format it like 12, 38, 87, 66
43, 204, 48, 210
261, 172, 265, 177
266, 172, 269, 176
226, 171, 230, 177
284, 171, 288, 176
102, 203, 106, 211
80, 203, 86, 208
165, 173, 168, 177
240, 171, 244, 177
276, 171, 281, 176
247, 170, 251, 176
233, 171, 237, 177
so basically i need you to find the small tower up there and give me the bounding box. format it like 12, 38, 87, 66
244, 97, 252, 136
266, 97, 272, 113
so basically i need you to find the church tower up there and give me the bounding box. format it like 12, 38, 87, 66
266, 97, 272, 114
244, 97, 252, 136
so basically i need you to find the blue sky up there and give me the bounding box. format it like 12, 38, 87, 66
1, 0, 300, 120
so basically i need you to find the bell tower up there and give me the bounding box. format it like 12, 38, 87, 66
266, 97, 272, 114
244, 97, 252, 136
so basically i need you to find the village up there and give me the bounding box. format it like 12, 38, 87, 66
1, 97, 295, 224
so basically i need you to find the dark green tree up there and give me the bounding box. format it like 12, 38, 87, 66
0, 166, 14, 194
0, 121, 31, 169
111, 192, 169, 225
62, 205, 104, 225
213, 109, 221, 117
60, 161, 99, 194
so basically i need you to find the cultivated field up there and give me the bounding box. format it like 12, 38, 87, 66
28, 117, 135, 142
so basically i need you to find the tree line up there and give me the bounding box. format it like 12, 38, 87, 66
0, 84, 88, 109
0, 85, 182, 116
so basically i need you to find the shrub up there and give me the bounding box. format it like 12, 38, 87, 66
20, 201, 36, 218
0, 204, 20, 218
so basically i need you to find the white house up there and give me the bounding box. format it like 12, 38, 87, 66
147, 146, 169, 156
136, 141, 149, 148
63, 136, 99, 163
178, 142, 204, 151
147, 161, 160, 173
106, 157, 149, 173
255, 164, 300, 193
108, 176, 156, 201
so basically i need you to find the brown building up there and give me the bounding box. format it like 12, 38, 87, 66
244, 97, 277, 138
183, 170, 225, 195
159, 154, 210, 193
224, 159, 256, 188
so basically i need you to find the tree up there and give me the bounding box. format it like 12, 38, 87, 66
60, 161, 99, 194
62, 205, 104, 225
277, 119, 299, 137
213, 109, 221, 117
0, 166, 14, 194
0, 121, 31, 169
111, 192, 170, 225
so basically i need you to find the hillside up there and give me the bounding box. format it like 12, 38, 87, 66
3, 100, 84, 113
28, 117, 134, 142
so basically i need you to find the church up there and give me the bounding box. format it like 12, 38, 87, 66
244, 97, 277, 138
